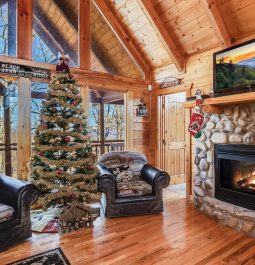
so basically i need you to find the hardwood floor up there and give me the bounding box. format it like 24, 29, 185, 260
1, 198, 255, 265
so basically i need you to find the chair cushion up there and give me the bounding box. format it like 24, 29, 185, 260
108, 163, 134, 183
117, 181, 152, 198
0, 203, 14, 223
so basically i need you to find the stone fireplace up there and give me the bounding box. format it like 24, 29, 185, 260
194, 104, 255, 235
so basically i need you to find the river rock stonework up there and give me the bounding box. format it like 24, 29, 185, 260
193, 104, 255, 236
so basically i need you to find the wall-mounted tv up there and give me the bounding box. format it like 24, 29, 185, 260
213, 39, 255, 96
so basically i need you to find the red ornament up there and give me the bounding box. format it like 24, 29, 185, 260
57, 169, 64, 175
39, 151, 44, 156
79, 125, 83, 131
42, 123, 48, 129
64, 136, 71, 142
70, 193, 75, 199
87, 164, 94, 171
72, 100, 78, 106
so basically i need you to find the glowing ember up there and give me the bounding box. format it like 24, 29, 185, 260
237, 170, 255, 193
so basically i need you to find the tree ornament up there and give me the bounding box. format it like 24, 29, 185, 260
49, 138, 56, 144
56, 169, 64, 175
64, 136, 71, 142
39, 151, 44, 156
72, 100, 78, 106
64, 124, 70, 130
42, 123, 48, 129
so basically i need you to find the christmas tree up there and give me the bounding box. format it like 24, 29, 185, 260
28, 55, 100, 210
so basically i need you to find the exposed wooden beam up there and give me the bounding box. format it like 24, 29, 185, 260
138, 0, 185, 72
52, 0, 117, 73
79, 0, 91, 70
17, 0, 32, 60
0, 55, 153, 91
94, 0, 151, 80
200, 0, 231, 48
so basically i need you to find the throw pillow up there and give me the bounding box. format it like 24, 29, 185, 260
109, 163, 133, 183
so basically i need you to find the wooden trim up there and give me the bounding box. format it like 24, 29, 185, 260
153, 84, 191, 96
200, 0, 231, 48
125, 91, 133, 150
0, 55, 153, 91
80, 84, 90, 117
138, 0, 185, 72
17, 0, 32, 60
17, 77, 31, 180
184, 92, 255, 109
93, 0, 151, 80
185, 107, 192, 198
79, 0, 91, 70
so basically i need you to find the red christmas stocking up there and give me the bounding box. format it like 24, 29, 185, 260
188, 112, 204, 138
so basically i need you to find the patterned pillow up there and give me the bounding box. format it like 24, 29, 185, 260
109, 163, 134, 183
0, 203, 15, 223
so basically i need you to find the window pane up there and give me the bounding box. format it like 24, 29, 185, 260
31, 82, 48, 138
0, 78, 18, 177
32, 0, 78, 67
0, 0, 17, 57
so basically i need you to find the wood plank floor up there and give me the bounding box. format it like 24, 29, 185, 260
1, 198, 255, 265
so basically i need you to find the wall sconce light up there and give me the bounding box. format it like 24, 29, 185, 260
147, 84, 152, 91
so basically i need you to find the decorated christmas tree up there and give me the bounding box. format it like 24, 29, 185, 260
28, 55, 100, 210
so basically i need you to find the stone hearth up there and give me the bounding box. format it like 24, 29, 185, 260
194, 104, 255, 236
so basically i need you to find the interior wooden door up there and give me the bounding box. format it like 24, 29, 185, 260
160, 92, 186, 185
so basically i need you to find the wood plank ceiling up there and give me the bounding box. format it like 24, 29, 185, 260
36, 0, 255, 79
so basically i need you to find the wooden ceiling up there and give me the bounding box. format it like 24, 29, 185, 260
35, 0, 255, 80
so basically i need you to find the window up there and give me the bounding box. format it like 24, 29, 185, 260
0, 0, 17, 57
32, 0, 78, 66
31, 82, 48, 138
0, 77, 18, 177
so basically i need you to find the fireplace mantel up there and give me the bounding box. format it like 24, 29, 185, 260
184, 92, 255, 114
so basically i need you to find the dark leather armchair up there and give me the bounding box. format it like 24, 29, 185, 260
0, 175, 38, 251
98, 151, 170, 217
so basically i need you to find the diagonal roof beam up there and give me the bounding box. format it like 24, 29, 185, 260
94, 0, 151, 80
201, 0, 231, 48
138, 0, 185, 72
52, 0, 117, 74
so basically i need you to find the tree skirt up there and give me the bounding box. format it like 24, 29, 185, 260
31, 207, 62, 233
7, 248, 70, 265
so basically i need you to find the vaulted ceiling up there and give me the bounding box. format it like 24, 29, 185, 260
36, 0, 255, 80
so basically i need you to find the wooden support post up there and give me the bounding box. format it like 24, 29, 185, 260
3, 90, 12, 176
80, 84, 90, 117
17, 77, 31, 180
79, 0, 91, 70
18, 0, 32, 60
100, 101, 105, 155
125, 91, 133, 150
185, 107, 192, 199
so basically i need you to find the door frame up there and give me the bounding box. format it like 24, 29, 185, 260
156, 86, 192, 199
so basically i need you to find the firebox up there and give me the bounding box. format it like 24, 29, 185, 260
215, 144, 255, 211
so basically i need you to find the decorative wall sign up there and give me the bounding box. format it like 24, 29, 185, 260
160, 76, 183, 88
0, 62, 50, 79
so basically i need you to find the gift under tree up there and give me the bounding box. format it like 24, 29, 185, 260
28, 54, 100, 210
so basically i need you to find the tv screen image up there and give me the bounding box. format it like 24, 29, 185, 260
214, 40, 255, 95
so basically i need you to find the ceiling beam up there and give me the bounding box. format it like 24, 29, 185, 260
200, 0, 231, 48
94, 0, 151, 80
138, 0, 185, 72
52, 0, 117, 74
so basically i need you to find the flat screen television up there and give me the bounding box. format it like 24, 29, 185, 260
213, 39, 255, 96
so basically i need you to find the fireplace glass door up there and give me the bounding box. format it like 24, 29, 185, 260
215, 144, 255, 211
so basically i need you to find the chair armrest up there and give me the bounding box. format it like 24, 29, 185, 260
0, 175, 39, 221
97, 164, 117, 201
141, 164, 170, 194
